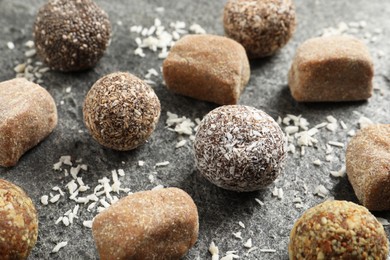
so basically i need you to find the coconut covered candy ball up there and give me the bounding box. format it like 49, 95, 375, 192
0, 179, 38, 259
289, 200, 389, 260
194, 105, 286, 192
34, 0, 111, 71
223, 0, 296, 58
83, 72, 161, 151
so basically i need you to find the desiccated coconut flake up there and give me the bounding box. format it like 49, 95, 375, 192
326, 123, 338, 132
52, 241, 68, 253
285, 126, 299, 134
25, 40, 34, 48
62, 216, 70, 226
70, 165, 81, 179
25, 49, 36, 58
66, 180, 78, 195
138, 160, 145, 166
55, 216, 63, 225
238, 221, 245, 228
330, 165, 346, 178
233, 231, 243, 240
347, 129, 356, 137
151, 184, 164, 190
100, 198, 111, 208
87, 202, 97, 212
243, 238, 252, 248
315, 122, 328, 129
259, 249, 276, 253
314, 185, 329, 198
255, 198, 264, 206
7, 41, 15, 49
340, 120, 347, 130
313, 159, 322, 166
50, 194, 61, 203
60, 155, 72, 166
53, 161, 62, 171
52, 186, 65, 196
326, 115, 337, 123
209, 241, 219, 260
41, 195, 49, 205
155, 161, 170, 167
189, 23, 206, 34
117, 169, 125, 176
328, 141, 345, 148
246, 246, 259, 255
175, 139, 187, 148
83, 220, 93, 228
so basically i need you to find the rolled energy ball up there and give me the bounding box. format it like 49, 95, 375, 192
194, 105, 286, 192
0, 179, 38, 259
289, 200, 389, 259
83, 72, 161, 151
223, 0, 296, 58
288, 35, 373, 102
346, 124, 390, 211
34, 0, 111, 71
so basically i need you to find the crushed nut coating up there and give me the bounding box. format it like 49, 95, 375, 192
194, 105, 286, 192
289, 200, 389, 260
34, 0, 111, 71
223, 0, 296, 58
0, 179, 38, 259
83, 72, 161, 151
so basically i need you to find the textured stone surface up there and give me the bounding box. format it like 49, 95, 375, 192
0, 0, 389, 259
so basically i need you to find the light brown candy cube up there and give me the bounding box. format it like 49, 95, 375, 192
288, 35, 373, 102
92, 187, 199, 260
163, 34, 250, 105
346, 124, 390, 211
0, 78, 57, 167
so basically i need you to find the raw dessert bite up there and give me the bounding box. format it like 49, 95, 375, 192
163, 34, 250, 105
288, 35, 374, 102
223, 0, 296, 58
289, 200, 389, 259
194, 105, 286, 192
346, 124, 390, 211
34, 0, 111, 71
83, 72, 161, 151
92, 188, 198, 260
0, 78, 57, 167
0, 179, 38, 259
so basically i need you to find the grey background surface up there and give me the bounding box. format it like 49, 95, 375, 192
0, 0, 389, 259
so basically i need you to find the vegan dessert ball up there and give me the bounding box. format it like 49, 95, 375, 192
83, 72, 161, 151
223, 0, 296, 58
34, 0, 111, 71
194, 105, 286, 192
0, 179, 38, 259
289, 200, 389, 259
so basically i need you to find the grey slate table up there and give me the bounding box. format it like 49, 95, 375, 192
0, 0, 389, 259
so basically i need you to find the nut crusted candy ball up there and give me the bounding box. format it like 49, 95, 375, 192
34, 0, 111, 71
83, 72, 161, 151
194, 105, 286, 192
92, 188, 199, 260
346, 124, 390, 211
289, 200, 389, 259
223, 0, 296, 58
0, 179, 38, 259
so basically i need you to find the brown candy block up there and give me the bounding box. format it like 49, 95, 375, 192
0, 179, 38, 259
346, 124, 390, 211
92, 187, 199, 260
162, 34, 250, 105
0, 78, 58, 167
289, 200, 388, 259
288, 35, 374, 102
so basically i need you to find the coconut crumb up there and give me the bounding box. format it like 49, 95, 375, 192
314, 185, 329, 198
377, 217, 390, 226
313, 159, 322, 166
138, 160, 145, 166
41, 195, 49, 205
209, 241, 219, 260
259, 249, 276, 253
175, 139, 187, 148
52, 241, 68, 253
328, 141, 345, 148
50, 194, 61, 203
358, 116, 374, 129
330, 165, 346, 178
155, 161, 170, 167
243, 238, 252, 248
232, 231, 243, 240
238, 221, 245, 228
83, 220, 93, 228
254, 198, 264, 206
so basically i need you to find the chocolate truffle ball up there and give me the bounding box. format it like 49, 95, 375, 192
223, 0, 296, 58
0, 179, 38, 259
83, 72, 161, 151
289, 200, 389, 259
194, 105, 286, 192
34, 0, 111, 71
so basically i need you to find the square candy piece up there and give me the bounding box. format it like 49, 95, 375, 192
288, 35, 373, 102
163, 34, 250, 105
346, 124, 390, 211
